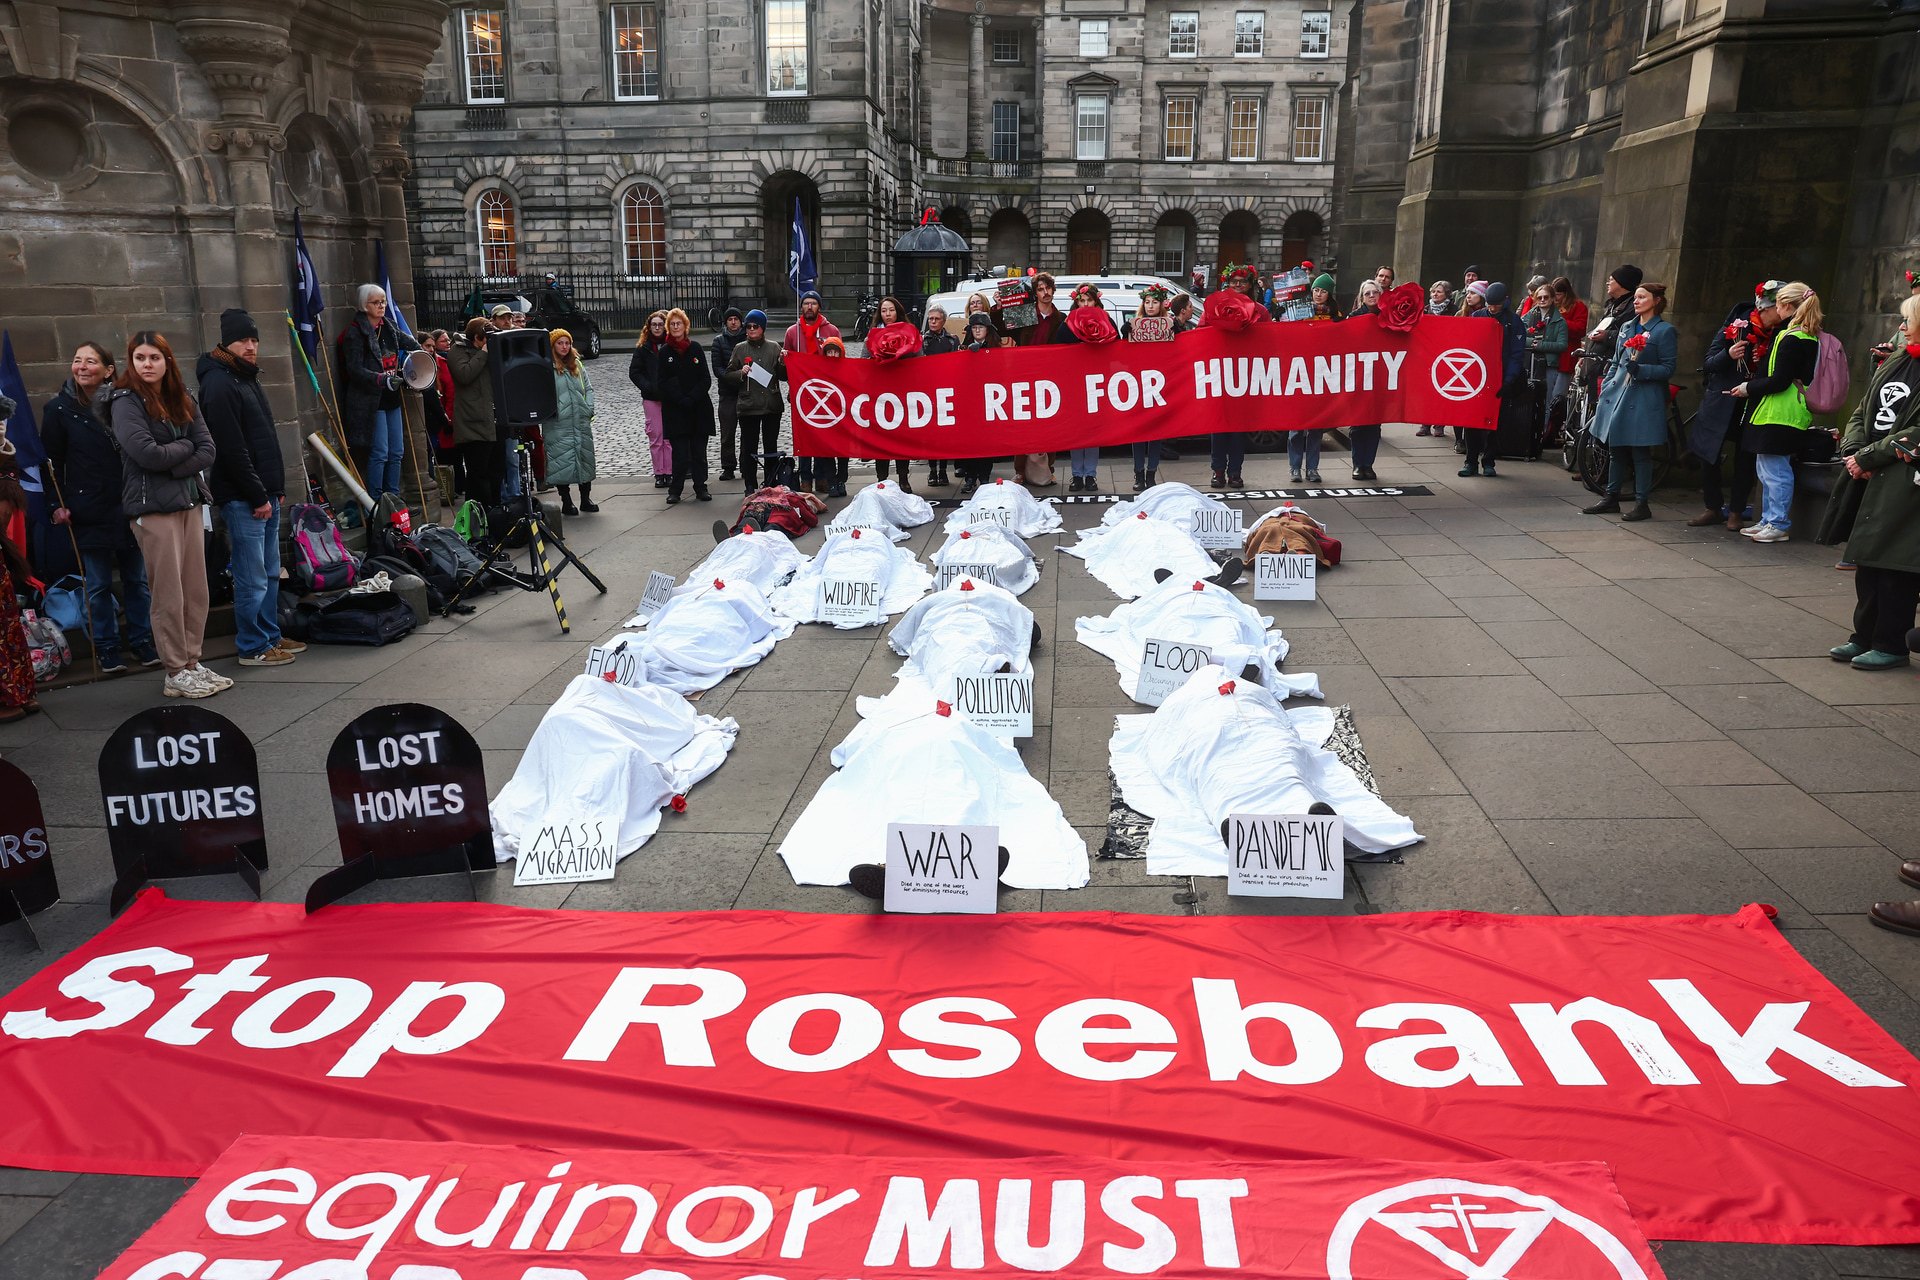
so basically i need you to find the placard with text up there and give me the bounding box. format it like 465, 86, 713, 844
633, 570, 676, 621
584, 641, 644, 687
945, 671, 1034, 738
1135, 637, 1213, 706
818, 575, 884, 626
1255, 552, 1318, 601
1227, 812, 1345, 899
0, 760, 57, 925
1191, 506, 1246, 549
884, 821, 998, 914
512, 797, 621, 886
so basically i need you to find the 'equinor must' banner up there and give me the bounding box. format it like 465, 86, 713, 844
783, 316, 1501, 458
2, 893, 1918, 1244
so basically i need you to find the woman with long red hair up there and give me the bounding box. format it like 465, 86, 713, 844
107, 331, 227, 699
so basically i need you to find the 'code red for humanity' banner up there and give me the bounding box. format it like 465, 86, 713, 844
100, 1134, 1669, 1280
3, 893, 1919, 1245
782, 316, 1500, 459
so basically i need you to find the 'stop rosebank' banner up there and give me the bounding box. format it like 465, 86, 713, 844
100, 1134, 1670, 1280
2, 893, 1918, 1245
783, 317, 1500, 459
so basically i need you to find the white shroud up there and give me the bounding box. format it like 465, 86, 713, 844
943, 479, 1064, 538
492, 674, 738, 865
770, 528, 933, 627
779, 700, 1089, 890
643, 530, 803, 611
1100, 480, 1236, 529
825, 481, 935, 541
884, 577, 1034, 687
618, 579, 795, 692
1075, 575, 1321, 701
1109, 663, 1421, 874
926, 523, 1041, 595
1057, 513, 1221, 598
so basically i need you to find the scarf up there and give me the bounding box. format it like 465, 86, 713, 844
211, 346, 258, 378
668, 335, 691, 354
797, 316, 823, 354
1906, 344, 1920, 360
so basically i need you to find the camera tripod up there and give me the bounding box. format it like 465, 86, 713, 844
440, 435, 606, 634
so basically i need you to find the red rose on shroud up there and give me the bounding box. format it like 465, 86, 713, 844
1376, 281, 1427, 334
1202, 289, 1262, 332
1624, 333, 1649, 352
865, 321, 923, 360
935, 700, 953, 717
1217, 680, 1236, 696
670, 794, 688, 813
1067, 306, 1119, 344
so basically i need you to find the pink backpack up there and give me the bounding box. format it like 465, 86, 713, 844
1804, 331, 1851, 415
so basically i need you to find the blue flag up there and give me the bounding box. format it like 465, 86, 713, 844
291, 211, 325, 364
788, 198, 816, 295
0, 330, 75, 578
374, 239, 415, 340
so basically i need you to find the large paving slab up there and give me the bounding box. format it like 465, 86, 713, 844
4, 441, 1920, 1278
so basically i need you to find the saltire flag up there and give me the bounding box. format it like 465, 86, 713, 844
374, 239, 415, 340
290, 211, 325, 365
788, 196, 816, 294
0, 331, 74, 578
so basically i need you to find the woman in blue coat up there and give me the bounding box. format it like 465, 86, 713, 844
1583, 282, 1678, 522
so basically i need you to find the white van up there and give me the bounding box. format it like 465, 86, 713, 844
924, 274, 1192, 337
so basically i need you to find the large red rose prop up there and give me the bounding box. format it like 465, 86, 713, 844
1067, 305, 1118, 344
865, 321, 923, 360
1202, 289, 1263, 332
1376, 281, 1427, 333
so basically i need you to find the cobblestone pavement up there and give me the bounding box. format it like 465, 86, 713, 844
4, 433, 1920, 1278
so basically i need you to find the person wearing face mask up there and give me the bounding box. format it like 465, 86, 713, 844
45, 341, 159, 675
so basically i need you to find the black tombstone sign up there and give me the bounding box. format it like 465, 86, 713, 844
0, 759, 59, 945
98, 705, 268, 915
308, 702, 493, 911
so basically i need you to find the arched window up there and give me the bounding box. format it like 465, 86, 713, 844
476, 188, 517, 279
621, 185, 667, 278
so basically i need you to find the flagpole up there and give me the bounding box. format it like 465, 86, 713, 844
293, 314, 367, 496
39, 458, 99, 682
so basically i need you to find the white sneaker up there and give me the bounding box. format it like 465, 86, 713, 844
1748, 524, 1790, 543
187, 663, 233, 693
163, 670, 216, 699
1738, 522, 1772, 538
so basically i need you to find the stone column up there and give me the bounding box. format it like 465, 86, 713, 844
917, 34, 933, 158
1031, 18, 1045, 162
968, 10, 989, 160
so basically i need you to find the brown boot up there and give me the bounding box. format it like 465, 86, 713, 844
1687, 510, 1721, 527
1725, 513, 1743, 532
1901, 861, 1920, 891
1870, 900, 1920, 935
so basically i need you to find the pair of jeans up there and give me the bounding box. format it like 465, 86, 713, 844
79, 544, 154, 662
1852, 566, 1920, 653
1349, 425, 1382, 471
1545, 369, 1571, 411
1210, 433, 1246, 476
1608, 445, 1653, 503
221, 498, 282, 658
368, 405, 405, 497
1069, 447, 1099, 479
1287, 431, 1322, 473
1131, 441, 1162, 473
1755, 453, 1795, 529
738, 413, 781, 487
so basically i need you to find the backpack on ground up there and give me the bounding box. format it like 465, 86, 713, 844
288, 502, 358, 592
21, 608, 70, 681
454, 498, 489, 544
291, 589, 417, 646
1805, 331, 1851, 415
415, 525, 492, 595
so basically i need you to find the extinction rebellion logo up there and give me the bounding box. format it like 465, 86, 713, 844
1430, 349, 1488, 402
795, 379, 848, 430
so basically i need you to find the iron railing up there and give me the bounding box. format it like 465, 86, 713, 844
414, 269, 733, 333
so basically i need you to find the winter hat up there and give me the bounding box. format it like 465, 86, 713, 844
725, 306, 744, 321
966, 312, 996, 334
1484, 282, 1511, 307
799, 289, 823, 305
1310, 273, 1335, 294
1610, 263, 1644, 293
745, 309, 768, 329
219, 308, 259, 346
1463, 265, 1482, 278
1466, 281, 1491, 298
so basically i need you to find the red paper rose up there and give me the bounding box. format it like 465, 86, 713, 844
1376, 282, 1427, 334
670, 794, 688, 813
712, 578, 725, 590
1201, 289, 1263, 332
1217, 680, 1236, 696
960, 579, 975, 591
1192, 581, 1206, 591
1624, 333, 1649, 352
865, 321, 923, 360
1067, 306, 1118, 344
935, 700, 953, 717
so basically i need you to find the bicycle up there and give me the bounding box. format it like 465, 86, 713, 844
1576, 382, 1694, 495
849, 294, 882, 343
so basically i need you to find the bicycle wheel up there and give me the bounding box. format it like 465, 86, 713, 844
1561, 386, 1587, 472
1578, 432, 1611, 494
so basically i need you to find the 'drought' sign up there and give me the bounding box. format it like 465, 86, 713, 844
97, 706, 267, 914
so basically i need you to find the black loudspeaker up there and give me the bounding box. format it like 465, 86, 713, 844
489, 327, 558, 426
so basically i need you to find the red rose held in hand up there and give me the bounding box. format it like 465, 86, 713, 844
1201, 289, 1261, 332
1376, 281, 1427, 333
1067, 306, 1119, 344
1624, 333, 1649, 352
865, 321, 923, 361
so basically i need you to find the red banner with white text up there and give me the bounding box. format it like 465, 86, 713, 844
783, 316, 1501, 458
3, 893, 1918, 1244
100, 1134, 1669, 1280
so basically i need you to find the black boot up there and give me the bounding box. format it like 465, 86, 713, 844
1582, 495, 1621, 515
1145, 469, 1157, 487
1209, 558, 1244, 588
1620, 501, 1652, 522
898, 471, 914, 495
579, 483, 598, 513
712, 519, 731, 544
694, 482, 713, 502
558, 486, 577, 517
1134, 470, 1147, 492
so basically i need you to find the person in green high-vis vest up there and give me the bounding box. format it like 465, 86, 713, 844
1729, 282, 1823, 543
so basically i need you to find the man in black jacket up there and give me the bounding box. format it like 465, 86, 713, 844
711, 308, 745, 482
198, 308, 301, 668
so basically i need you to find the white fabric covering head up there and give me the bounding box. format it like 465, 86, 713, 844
1101, 480, 1235, 529
886, 577, 1035, 687
770, 527, 933, 627
1109, 663, 1421, 874
1075, 575, 1320, 702
779, 699, 1088, 890
1057, 512, 1221, 598
623, 578, 796, 691
492, 674, 738, 865
826, 481, 934, 541
658, 530, 803, 606
927, 523, 1041, 595
943, 478, 1064, 538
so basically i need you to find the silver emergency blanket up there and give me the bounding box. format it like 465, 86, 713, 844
778, 699, 1089, 891
770, 528, 933, 627
926, 523, 1041, 596
1100, 480, 1236, 529
942, 478, 1065, 538
1057, 512, 1221, 598
1074, 575, 1322, 702
825, 481, 935, 542
491, 674, 738, 865
619, 579, 796, 692
1109, 663, 1421, 874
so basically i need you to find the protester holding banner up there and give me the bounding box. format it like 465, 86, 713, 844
340, 284, 420, 500
545, 330, 597, 516
108, 332, 228, 700
869, 296, 924, 492
784, 291, 848, 497
1345, 287, 1385, 482
627, 311, 673, 489
1128, 285, 1177, 491
920, 307, 960, 488
45, 342, 158, 675
1012, 274, 1064, 488
1208, 267, 1271, 491
955, 312, 1003, 495
1055, 283, 1118, 492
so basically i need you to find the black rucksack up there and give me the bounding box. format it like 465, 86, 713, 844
291, 589, 418, 646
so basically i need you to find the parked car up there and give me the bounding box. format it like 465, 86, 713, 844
924, 275, 1193, 337
463, 286, 605, 359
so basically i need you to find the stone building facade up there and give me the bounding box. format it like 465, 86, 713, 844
1339, 0, 1920, 373
407, 0, 1348, 317
0, 0, 448, 458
